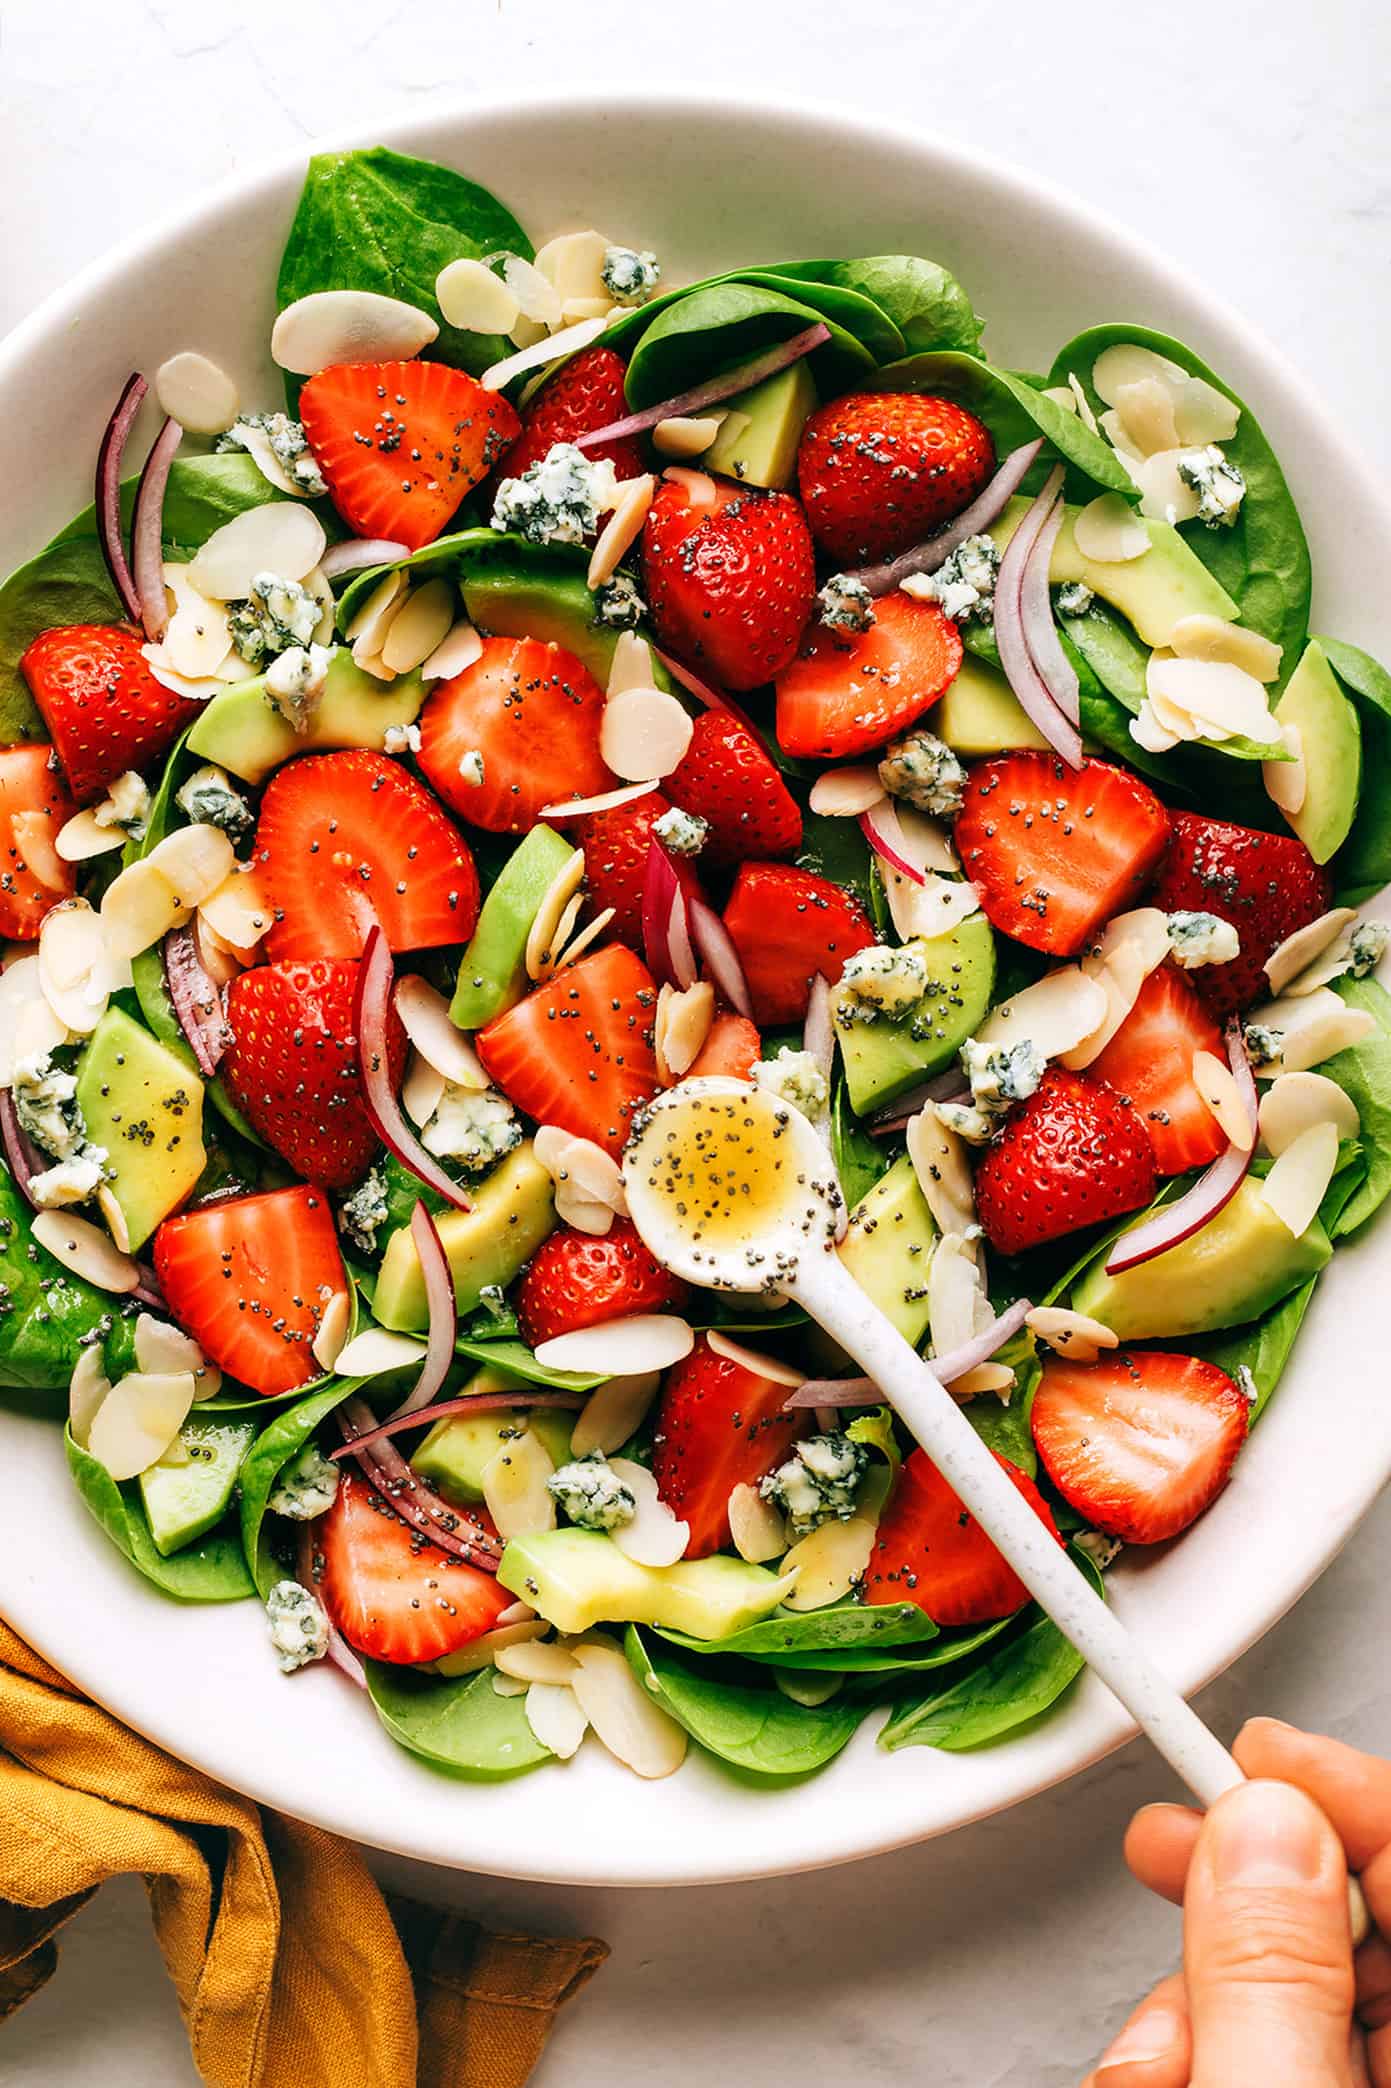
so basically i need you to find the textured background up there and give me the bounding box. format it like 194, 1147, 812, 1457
2, 1, 1390, 2082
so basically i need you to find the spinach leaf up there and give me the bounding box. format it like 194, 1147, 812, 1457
1060, 600, 1288, 767
877, 351, 1135, 497
65, 1425, 254, 1601
1318, 976, 1391, 1237
366, 1660, 552, 1779
1321, 637, 1391, 905
962, 621, 1172, 787
832, 1083, 890, 1208
625, 1628, 866, 1776
238, 1379, 362, 1596
0, 1165, 138, 1392
765, 256, 983, 355
1197, 1278, 1320, 1423
967, 1334, 1042, 1476
657, 1598, 937, 1665
604, 266, 902, 366
1048, 326, 1311, 678
453, 1335, 604, 1392
621, 282, 877, 411
796, 808, 877, 918
277, 149, 533, 381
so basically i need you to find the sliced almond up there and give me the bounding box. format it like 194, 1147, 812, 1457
1191, 1050, 1254, 1149
492, 1673, 528, 1696
705, 1329, 805, 1387
379, 579, 456, 675
1072, 493, 1150, 564
230, 420, 314, 500
0, 955, 69, 1084
1042, 386, 1078, 416
534, 230, 611, 303
781, 1515, 876, 1611
55, 809, 127, 863
134, 1312, 221, 1399
271, 290, 438, 376
1264, 909, 1357, 997
728, 1482, 788, 1564
655, 979, 716, 1082
952, 1362, 1016, 1398
1147, 654, 1281, 746
1172, 378, 1240, 446
154, 351, 239, 435
553, 1193, 616, 1238
160, 563, 236, 678
540, 779, 654, 820
1067, 372, 1100, 433
95, 1185, 131, 1254
198, 864, 272, 952
422, 619, 483, 682
394, 975, 487, 1087
524, 847, 586, 982
12, 809, 70, 894
1264, 720, 1306, 817
1170, 614, 1281, 683
1133, 449, 1204, 526
1246, 988, 1375, 1075
884, 870, 981, 943
600, 687, 693, 782
146, 824, 235, 908
345, 568, 408, 656
606, 631, 657, 698
431, 1616, 548, 1676
1092, 343, 1190, 405
976, 967, 1109, 1060
403, 1056, 446, 1130
928, 1233, 987, 1358
607, 1457, 690, 1567
69, 1345, 112, 1449
564, 1138, 627, 1210
562, 297, 620, 326
1261, 1119, 1340, 1238
193, 911, 246, 991
567, 1638, 688, 1778
808, 766, 885, 817
1129, 700, 1182, 755
188, 503, 327, 600
494, 1638, 578, 1685
87, 1369, 197, 1481
502, 254, 564, 329
906, 1104, 977, 1238
482, 1428, 558, 1540
311, 1290, 352, 1372
435, 257, 521, 334
651, 415, 726, 459
33, 1209, 139, 1294
524, 1680, 589, 1759
332, 1327, 427, 1377
588, 473, 655, 590
535, 891, 585, 982
1259, 1070, 1360, 1157
1113, 378, 1180, 457
534, 1316, 694, 1377
662, 467, 718, 511
570, 1371, 660, 1457
481, 315, 607, 393
39, 898, 112, 1029
1066, 907, 1172, 1069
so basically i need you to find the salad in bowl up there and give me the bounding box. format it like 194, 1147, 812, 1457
1, 141, 1388, 1790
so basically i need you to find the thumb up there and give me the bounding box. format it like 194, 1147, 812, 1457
1184, 1778, 1356, 2088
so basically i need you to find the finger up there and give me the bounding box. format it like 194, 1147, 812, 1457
1185, 1779, 1356, 2087
1125, 1803, 1202, 1905
1236, 1720, 1391, 1874
1088, 1972, 1192, 2086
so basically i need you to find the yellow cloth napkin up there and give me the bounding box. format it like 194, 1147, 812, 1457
0, 1620, 606, 2087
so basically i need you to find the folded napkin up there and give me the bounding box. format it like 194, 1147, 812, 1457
0, 1620, 606, 2086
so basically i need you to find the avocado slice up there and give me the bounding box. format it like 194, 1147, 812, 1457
76, 1009, 207, 1252
989, 496, 1239, 647
373, 1141, 556, 1331
496, 1527, 797, 1639
1072, 1177, 1332, 1341
701, 359, 819, 490
838, 1152, 937, 1345
1274, 639, 1361, 863
186, 650, 426, 786
833, 911, 996, 1114
412, 1368, 574, 1505
935, 653, 1050, 756
139, 1412, 256, 1556
460, 561, 674, 694
449, 823, 575, 1030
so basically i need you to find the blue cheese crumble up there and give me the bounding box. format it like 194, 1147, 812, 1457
265, 1580, 330, 1673
904, 535, 999, 624
593, 572, 646, 629
936, 1100, 997, 1145
383, 722, 422, 756
491, 443, 618, 548
1177, 445, 1246, 529
1167, 911, 1240, 968
268, 1442, 341, 1521
458, 749, 486, 788
263, 641, 332, 729
1243, 1022, 1283, 1068
93, 770, 151, 840
878, 728, 967, 818
836, 944, 930, 1021
652, 806, 708, 856
547, 1453, 636, 1532
753, 1047, 830, 1126
12, 1054, 85, 1160
422, 1086, 522, 1174
217, 413, 328, 498
1055, 580, 1095, 617
339, 1165, 388, 1257
817, 573, 876, 633
759, 1433, 869, 1536
175, 763, 253, 840
29, 1150, 108, 1209
1349, 921, 1388, 977
601, 246, 661, 304
229, 573, 321, 667
961, 1037, 1047, 1120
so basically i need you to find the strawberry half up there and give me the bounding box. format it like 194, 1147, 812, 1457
476, 942, 659, 1156
20, 625, 201, 804
255, 750, 479, 961
651, 1334, 806, 1558
665, 708, 803, 865
686, 1012, 762, 1081
152, 1184, 346, 1396
956, 753, 1171, 956
641, 475, 816, 692
418, 636, 614, 835
866, 1448, 1063, 1626
1148, 809, 1333, 1015
313, 1465, 511, 1663
1032, 1350, 1249, 1544
775, 590, 963, 761
974, 1067, 1158, 1256
722, 860, 876, 1025
796, 391, 996, 564
299, 359, 519, 551
515, 1219, 689, 1349
0, 743, 76, 938
1088, 963, 1227, 1176
500, 344, 646, 485
576, 788, 696, 946
222, 959, 405, 1191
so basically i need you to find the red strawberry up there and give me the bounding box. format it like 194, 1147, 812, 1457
500, 344, 646, 486
722, 861, 876, 1025
418, 636, 614, 835
866, 1448, 1063, 1626
20, 625, 201, 804
299, 359, 519, 552
1032, 1350, 1249, 1544
665, 708, 802, 865
0, 743, 76, 938
1148, 809, 1333, 1015
574, 789, 700, 946
956, 753, 1171, 957
255, 750, 479, 962
515, 1218, 688, 1349
974, 1067, 1158, 1255
476, 942, 659, 1156
796, 392, 996, 564
775, 591, 963, 760
312, 1465, 511, 1663
1088, 964, 1227, 1177
651, 1334, 806, 1557
641, 475, 816, 692
152, 1184, 346, 1396
222, 959, 405, 1191
686, 1012, 762, 1081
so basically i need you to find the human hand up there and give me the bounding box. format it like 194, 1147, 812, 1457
1083, 1718, 1391, 2086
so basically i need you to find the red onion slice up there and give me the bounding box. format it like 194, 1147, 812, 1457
869, 1071, 971, 1137
783, 1297, 1034, 1410
1019, 496, 1080, 727
320, 538, 409, 581
1104, 1020, 1254, 1275
297, 1522, 367, 1689
339, 1397, 500, 1568
860, 800, 925, 886
642, 840, 698, 989
576, 322, 830, 452
654, 650, 764, 743
163, 925, 232, 1075
1, 1091, 42, 1203
354, 926, 472, 1212
993, 466, 1084, 770
689, 897, 753, 1016
131, 1267, 167, 1311
96, 373, 148, 623
331, 1387, 585, 1460
782, 1376, 878, 1411
387, 1203, 458, 1423
803, 973, 834, 1084
132, 415, 183, 641
849, 439, 1044, 596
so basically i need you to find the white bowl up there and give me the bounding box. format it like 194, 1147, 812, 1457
1, 91, 1387, 1888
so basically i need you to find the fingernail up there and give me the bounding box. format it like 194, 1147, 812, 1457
1209, 1779, 1327, 1887
1096, 2003, 1184, 2074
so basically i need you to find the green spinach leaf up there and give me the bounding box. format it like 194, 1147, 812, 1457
238, 1379, 362, 1596
831, 1083, 890, 1208
453, 1335, 604, 1392
1197, 1278, 1320, 1423
65, 1425, 254, 1601
796, 808, 877, 918
765, 256, 983, 355
625, 1628, 866, 1776
877, 351, 1135, 497
966, 1334, 1042, 1476
366, 1660, 552, 1779
1318, 976, 1391, 1237
0, 1165, 138, 1392
657, 1598, 937, 1665
1321, 637, 1391, 905
620, 282, 876, 410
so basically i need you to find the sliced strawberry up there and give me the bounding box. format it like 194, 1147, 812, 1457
222, 959, 405, 1191
152, 1184, 345, 1396
865, 1448, 1063, 1626
666, 709, 802, 865
299, 359, 519, 552
775, 591, 963, 761
796, 391, 997, 564
1032, 1350, 1249, 1544
722, 861, 876, 1025
313, 1465, 511, 1663
255, 750, 479, 961
956, 753, 1171, 956
1148, 809, 1333, 1015
417, 636, 614, 835
1088, 964, 1227, 1176
0, 743, 76, 938
641, 475, 816, 692
500, 344, 646, 485
576, 788, 696, 946
974, 1067, 1157, 1256
686, 1012, 762, 1081
20, 625, 201, 804
651, 1334, 806, 1558
476, 942, 659, 1155
515, 1219, 689, 1349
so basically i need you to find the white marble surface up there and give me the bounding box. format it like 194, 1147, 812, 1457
3, 1, 1390, 2082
